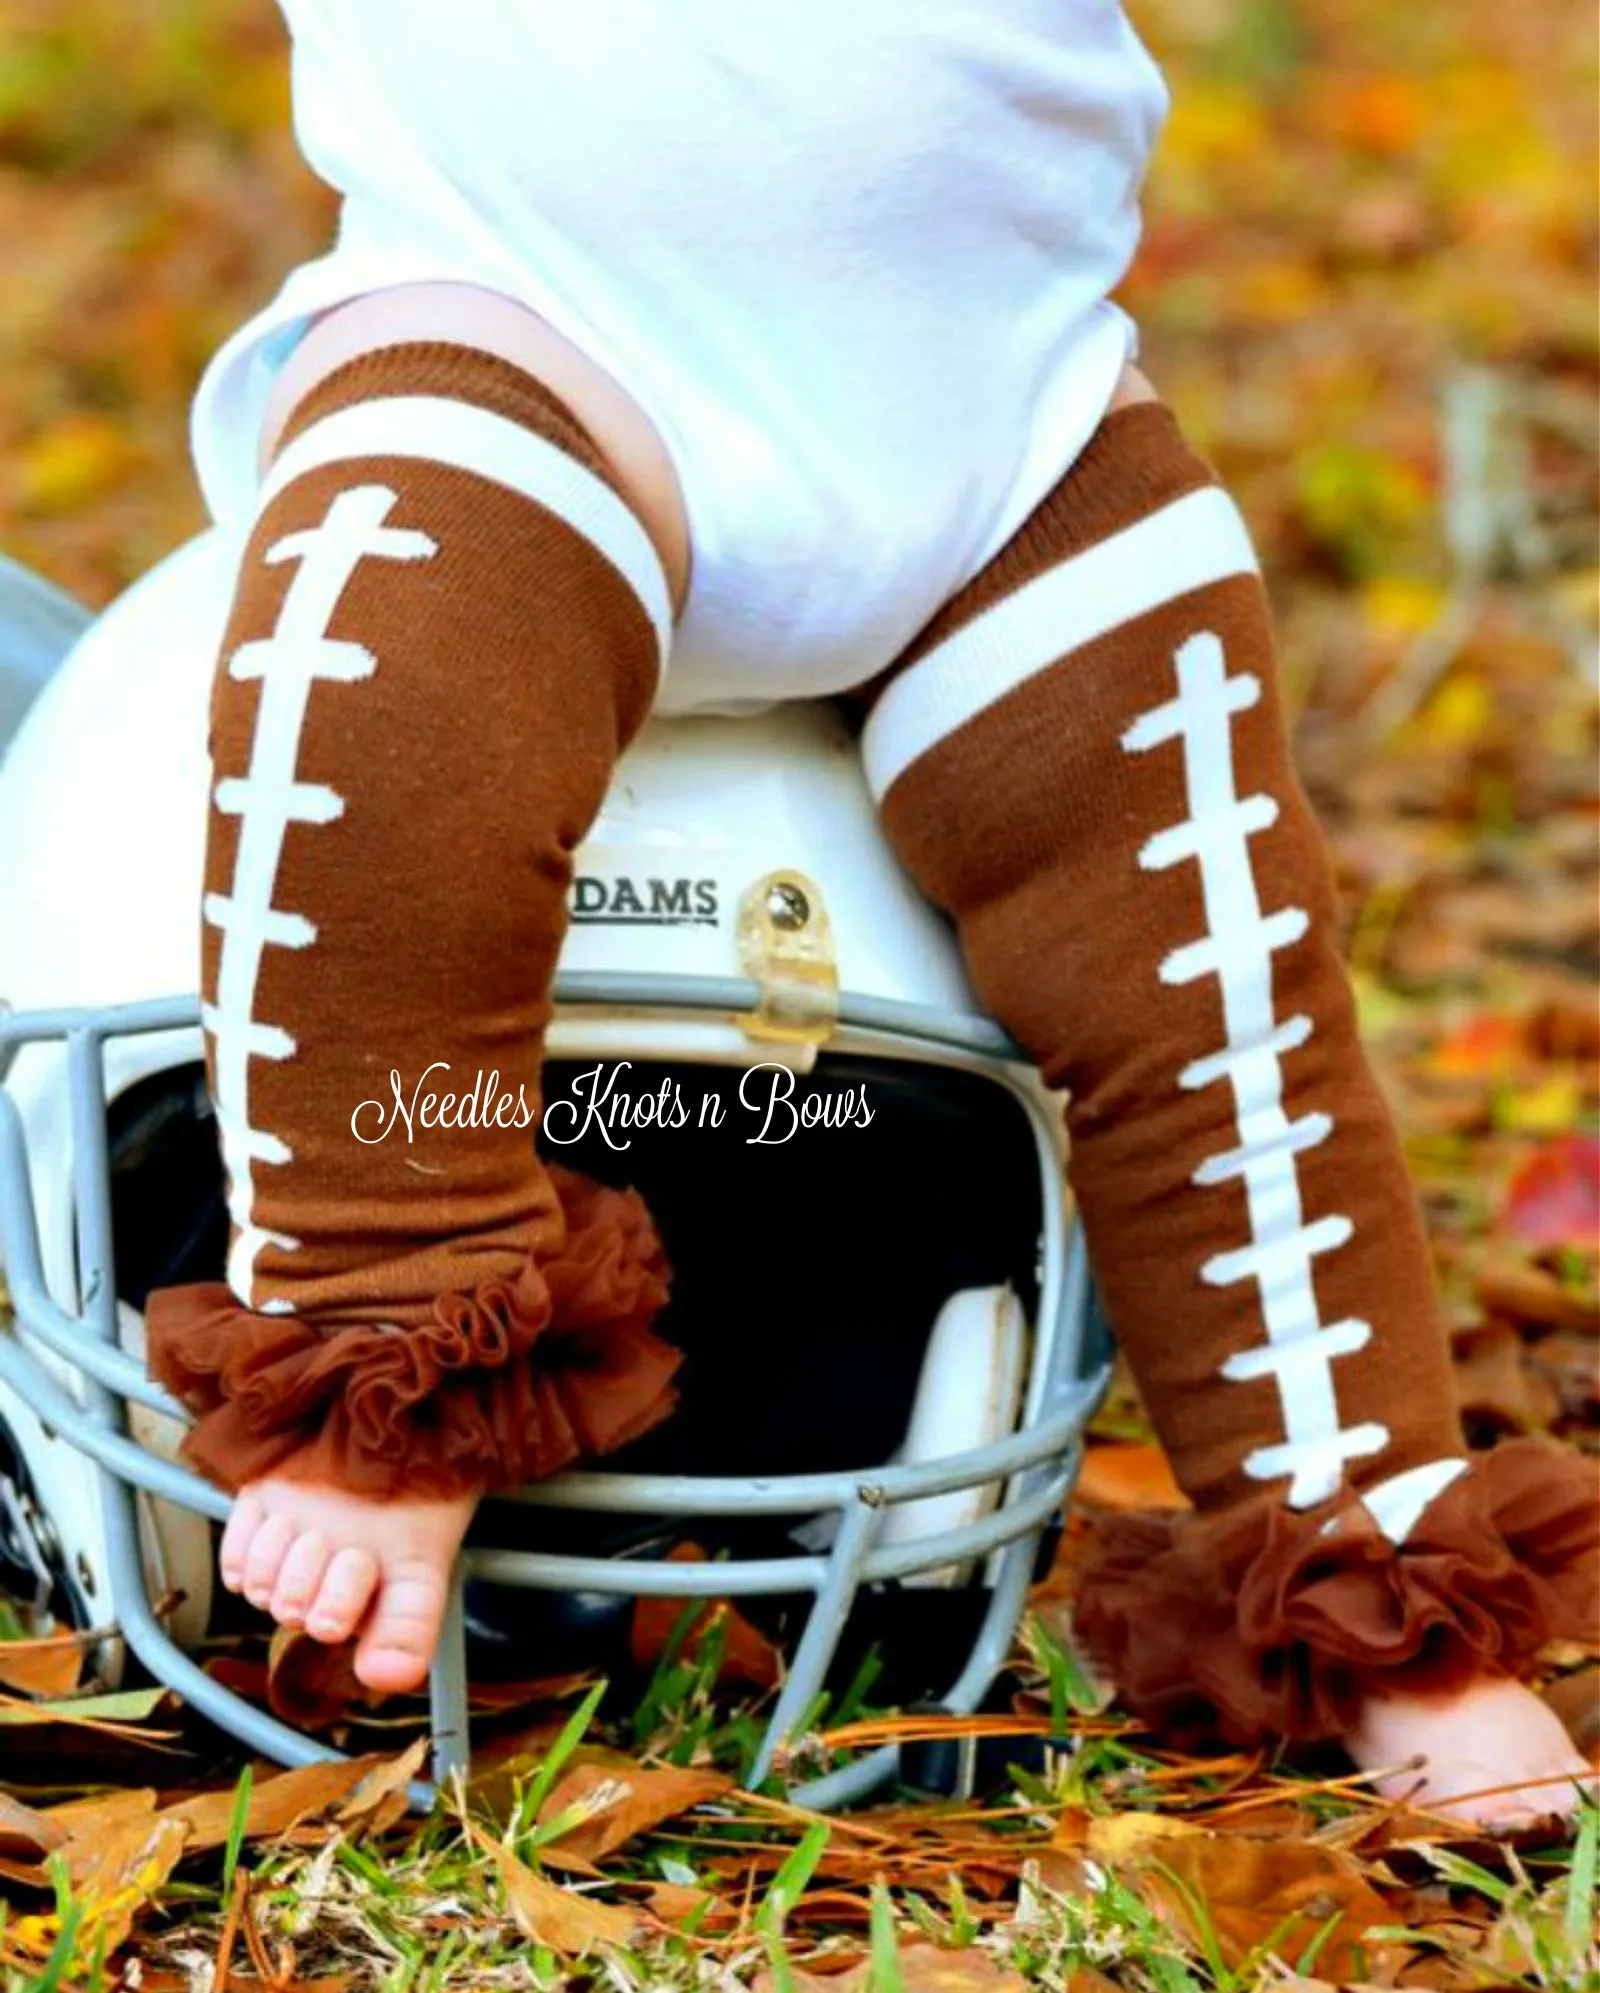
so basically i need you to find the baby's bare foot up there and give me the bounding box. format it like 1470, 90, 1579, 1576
1348, 1673, 1597, 1830
219, 1466, 478, 1695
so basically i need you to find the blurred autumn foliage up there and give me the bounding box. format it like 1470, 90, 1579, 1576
0, 0, 1593, 618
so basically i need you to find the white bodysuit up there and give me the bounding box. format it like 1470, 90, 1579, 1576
188, 2, 1170, 716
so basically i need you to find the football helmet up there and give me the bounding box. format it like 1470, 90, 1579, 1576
0, 528, 1109, 1809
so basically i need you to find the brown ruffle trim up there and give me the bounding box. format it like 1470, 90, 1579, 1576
1072, 1437, 1600, 1747
144, 1166, 681, 1500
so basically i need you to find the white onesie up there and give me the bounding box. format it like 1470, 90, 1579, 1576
188, 2, 1170, 717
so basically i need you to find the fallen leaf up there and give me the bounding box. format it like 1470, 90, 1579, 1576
1030, 1846, 1099, 1898
64, 1806, 189, 1959
1085, 1813, 1205, 1862
773, 1944, 1029, 1993
1076, 1443, 1191, 1511
1493, 1071, 1583, 1135
630, 1544, 783, 1689
1528, 993, 1600, 1065
642, 1880, 720, 1924
1450, 1322, 1560, 1433
0, 1632, 87, 1699
466, 1670, 598, 1716
466, 1821, 640, 1955
44, 1787, 161, 1843
1099, 1825, 1403, 1980
538, 1761, 733, 1863
1423, 1012, 1526, 1080
164, 1753, 403, 1851
265, 1625, 391, 1730
0, 1685, 172, 1731
0, 1790, 66, 1862
1474, 1255, 1600, 1334
15, 412, 136, 516
1500, 1136, 1600, 1251
334, 1737, 429, 1836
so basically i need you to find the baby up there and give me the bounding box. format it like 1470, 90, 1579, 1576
146, 1, 1596, 1826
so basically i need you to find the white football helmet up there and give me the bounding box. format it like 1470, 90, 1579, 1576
0, 531, 1109, 1808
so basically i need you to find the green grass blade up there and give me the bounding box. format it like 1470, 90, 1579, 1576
32, 1886, 84, 1993
1566, 1796, 1598, 1955
221, 1762, 254, 1899
869, 1880, 907, 1993
755, 1820, 831, 1938
763, 1930, 800, 1993
521, 1678, 608, 1826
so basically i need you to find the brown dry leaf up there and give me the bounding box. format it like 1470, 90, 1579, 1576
65, 1807, 189, 1960
1274, 1982, 1395, 1993
774, 1945, 1030, 1993
265, 1624, 391, 1730
47, 1788, 162, 1879
643, 1880, 721, 1924
537, 1760, 733, 1863
1032, 1846, 1099, 1897
466, 1820, 641, 1955
631, 1543, 783, 1689
1108, 1827, 1402, 1980
756, 1946, 1025, 1993
1526, 1330, 1600, 1424
0, 1790, 66, 1863
752, 1960, 857, 1993
334, 1736, 429, 1837
466, 1670, 598, 1717
1474, 1256, 1600, 1335
164, 1752, 403, 1851
0, 1685, 176, 1742
1076, 1443, 1191, 1511
1450, 1321, 1561, 1432
1085, 1812, 1205, 1862
785, 1889, 882, 1929
0, 1632, 87, 1699
1528, 993, 1600, 1065
1065, 1974, 1123, 1993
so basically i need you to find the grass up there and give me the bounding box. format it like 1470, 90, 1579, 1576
1, 1626, 1594, 1992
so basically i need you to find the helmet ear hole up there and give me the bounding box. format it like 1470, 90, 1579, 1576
107, 1063, 228, 1306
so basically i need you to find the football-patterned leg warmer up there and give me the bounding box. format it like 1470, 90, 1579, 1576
145, 341, 682, 1501
860, 401, 1597, 1744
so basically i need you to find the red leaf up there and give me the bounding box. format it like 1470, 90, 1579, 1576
1501, 1136, 1600, 1251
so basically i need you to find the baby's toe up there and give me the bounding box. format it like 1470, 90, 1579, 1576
304, 1546, 381, 1645
218, 1490, 266, 1593
269, 1530, 332, 1627
241, 1512, 297, 1610
353, 1558, 450, 1696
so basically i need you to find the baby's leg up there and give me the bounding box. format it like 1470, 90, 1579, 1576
856, 378, 1597, 1823
146, 304, 689, 1694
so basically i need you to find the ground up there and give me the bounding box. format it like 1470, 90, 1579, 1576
0, 0, 1595, 1986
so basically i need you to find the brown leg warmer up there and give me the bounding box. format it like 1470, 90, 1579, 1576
859, 401, 1597, 1745
145, 340, 682, 1501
